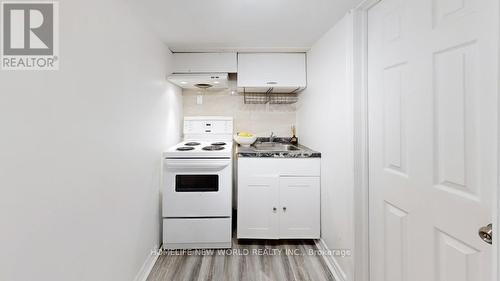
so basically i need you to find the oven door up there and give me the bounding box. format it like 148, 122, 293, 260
162, 158, 232, 218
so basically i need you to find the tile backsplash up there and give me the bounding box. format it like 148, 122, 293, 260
183, 86, 297, 137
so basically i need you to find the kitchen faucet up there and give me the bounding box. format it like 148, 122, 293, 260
269, 132, 275, 143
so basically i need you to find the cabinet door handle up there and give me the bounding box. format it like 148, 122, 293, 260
283, 207, 287, 211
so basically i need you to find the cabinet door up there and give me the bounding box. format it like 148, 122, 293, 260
279, 177, 320, 238
237, 53, 306, 88
237, 175, 280, 239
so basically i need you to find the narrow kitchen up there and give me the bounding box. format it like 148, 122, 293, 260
155, 52, 329, 280
1, 1, 498, 281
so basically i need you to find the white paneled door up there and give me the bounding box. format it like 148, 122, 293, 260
368, 0, 498, 280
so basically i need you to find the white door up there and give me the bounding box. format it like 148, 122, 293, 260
368, 0, 498, 280
237, 175, 280, 239
279, 177, 320, 239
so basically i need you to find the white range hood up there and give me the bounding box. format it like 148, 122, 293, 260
167, 73, 229, 89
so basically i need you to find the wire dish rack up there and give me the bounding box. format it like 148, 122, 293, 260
243, 88, 299, 104
269, 93, 299, 104
244, 93, 269, 104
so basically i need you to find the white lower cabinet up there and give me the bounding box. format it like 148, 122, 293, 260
279, 177, 320, 238
237, 158, 320, 239
237, 175, 280, 239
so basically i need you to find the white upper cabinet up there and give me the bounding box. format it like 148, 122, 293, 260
172, 53, 237, 73
237, 53, 306, 92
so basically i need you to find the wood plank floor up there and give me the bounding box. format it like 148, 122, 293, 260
147, 237, 335, 281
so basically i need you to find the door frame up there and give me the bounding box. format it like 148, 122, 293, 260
350, 0, 499, 280
497, 3, 500, 276
350, 1, 379, 280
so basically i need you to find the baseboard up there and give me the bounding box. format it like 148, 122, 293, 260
314, 239, 348, 281
133, 244, 160, 281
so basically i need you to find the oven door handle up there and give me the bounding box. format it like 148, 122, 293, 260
165, 158, 230, 170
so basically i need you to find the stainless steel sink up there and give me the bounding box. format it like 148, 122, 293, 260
252, 142, 301, 152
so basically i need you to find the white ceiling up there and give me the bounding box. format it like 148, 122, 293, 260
127, 0, 362, 52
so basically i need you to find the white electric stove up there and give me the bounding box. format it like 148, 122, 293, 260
162, 116, 233, 249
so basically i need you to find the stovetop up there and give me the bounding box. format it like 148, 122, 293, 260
164, 140, 233, 158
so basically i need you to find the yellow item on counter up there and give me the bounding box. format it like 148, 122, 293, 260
238, 132, 254, 137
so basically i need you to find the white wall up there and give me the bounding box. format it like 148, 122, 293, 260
0, 1, 182, 281
297, 13, 354, 280
183, 81, 296, 137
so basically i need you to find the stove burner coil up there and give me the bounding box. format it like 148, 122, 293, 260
177, 147, 195, 151
184, 142, 201, 146
211, 142, 227, 146
202, 146, 225, 151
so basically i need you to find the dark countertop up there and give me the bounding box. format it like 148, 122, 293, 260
235, 137, 321, 158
